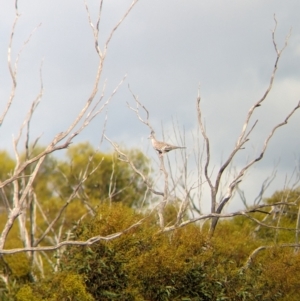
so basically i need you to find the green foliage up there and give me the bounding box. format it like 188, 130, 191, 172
0, 142, 150, 232
30, 203, 297, 301
254, 189, 300, 243
2, 145, 300, 301
59, 142, 150, 207
4, 197, 300, 300
0, 144, 150, 300
0, 151, 15, 178
6, 201, 300, 300
15, 272, 94, 301
15, 285, 42, 301
0, 222, 33, 300
0, 150, 15, 212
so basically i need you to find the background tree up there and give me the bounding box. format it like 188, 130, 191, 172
0, 142, 149, 296
59, 142, 150, 207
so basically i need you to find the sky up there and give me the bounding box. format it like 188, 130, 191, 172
1, 0, 300, 212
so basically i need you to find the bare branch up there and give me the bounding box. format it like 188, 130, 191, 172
237, 16, 291, 146
194, 19, 298, 235
242, 242, 299, 270
157, 155, 169, 228
33, 154, 101, 247
127, 85, 155, 133
103, 0, 139, 56
196, 89, 214, 195
104, 135, 162, 196
84, 0, 103, 57
0, 4, 41, 126
210, 102, 300, 233
162, 202, 297, 233
0, 217, 145, 255
228, 100, 300, 192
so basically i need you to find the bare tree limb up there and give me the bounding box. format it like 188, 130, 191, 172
195, 17, 298, 236
104, 135, 162, 196
127, 85, 155, 134
33, 153, 101, 247
162, 202, 297, 233
0, 217, 145, 255
0, 4, 41, 126
242, 242, 299, 271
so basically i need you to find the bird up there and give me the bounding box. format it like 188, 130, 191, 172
148, 131, 186, 156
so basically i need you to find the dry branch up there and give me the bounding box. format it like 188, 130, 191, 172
196, 17, 298, 236
0, 217, 145, 255
162, 201, 297, 233
104, 135, 162, 196
0, 1, 141, 284
242, 242, 300, 270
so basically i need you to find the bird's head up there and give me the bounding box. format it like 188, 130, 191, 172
148, 131, 155, 139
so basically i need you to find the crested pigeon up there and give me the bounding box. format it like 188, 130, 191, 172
148, 131, 186, 155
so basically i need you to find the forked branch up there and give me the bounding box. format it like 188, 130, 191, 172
196, 17, 297, 236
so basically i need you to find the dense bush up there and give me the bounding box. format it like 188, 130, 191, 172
14, 203, 300, 301
16, 272, 94, 301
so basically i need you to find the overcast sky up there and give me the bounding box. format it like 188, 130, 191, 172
1, 0, 300, 211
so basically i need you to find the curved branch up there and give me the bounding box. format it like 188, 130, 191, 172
242, 242, 299, 270
0, 217, 145, 255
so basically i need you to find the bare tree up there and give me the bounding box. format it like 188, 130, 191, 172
105, 16, 300, 245
0, 0, 140, 286
198, 16, 299, 236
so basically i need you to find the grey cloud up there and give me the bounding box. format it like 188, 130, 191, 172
1, 0, 300, 205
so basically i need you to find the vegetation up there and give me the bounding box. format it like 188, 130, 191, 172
2, 144, 299, 300
0, 142, 149, 233
0, 143, 299, 300
0, 143, 150, 300
14, 201, 300, 301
